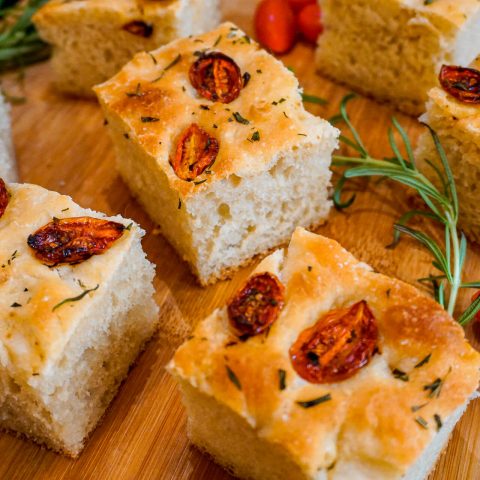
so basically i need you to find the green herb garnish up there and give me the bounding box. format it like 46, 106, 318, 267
434, 413, 443, 431
141, 116, 159, 123
415, 416, 429, 429
249, 131, 260, 142
0, 0, 51, 72
331, 94, 480, 325
296, 393, 331, 408
302, 93, 328, 105
415, 353, 432, 368
52, 284, 99, 312
226, 365, 242, 391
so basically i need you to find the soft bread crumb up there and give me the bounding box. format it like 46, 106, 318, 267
316, 0, 480, 115
0, 93, 17, 181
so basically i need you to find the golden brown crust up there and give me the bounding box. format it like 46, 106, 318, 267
94, 22, 336, 198
169, 228, 480, 476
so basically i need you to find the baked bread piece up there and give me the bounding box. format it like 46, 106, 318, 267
0, 180, 158, 457
416, 58, 480, 242
33, 0, 220, 97
316, 0, 480, 115
169, 227, 480, 480
0, 94, 17, 182
95, 22, 338, 286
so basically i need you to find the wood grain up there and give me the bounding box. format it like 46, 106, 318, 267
1, 1, 479, 478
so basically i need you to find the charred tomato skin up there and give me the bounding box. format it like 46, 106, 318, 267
172, 123, 219, 181
27, 217, 125, 266
189, 52, 243, 104
227, 272, 285, 338
290, 300, 378, 383
0, 178, 8, 219
439, 65, 480, 104
122, 20, 154, 38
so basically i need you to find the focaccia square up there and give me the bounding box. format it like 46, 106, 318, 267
416, 58, 480, 242
0, 94, 17, 182
0, 180, 158, 457
168, 227, 480, 480
316, 0, 480, 115
33, 0, 220, 96
95, 22, 338, 286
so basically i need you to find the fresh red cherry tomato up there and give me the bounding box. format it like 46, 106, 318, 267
297, 3, 323, 44
288, 0, 316, 13
254, 0, 296, 55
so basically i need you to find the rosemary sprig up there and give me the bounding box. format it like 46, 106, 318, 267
0, 0, 50, 72
332, 94, 480, 325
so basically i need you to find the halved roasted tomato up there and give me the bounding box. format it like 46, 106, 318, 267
290, 300, 378, 383
122, 20, 153, 38
227, 272, 285, 338
172, 123, 219, 181
27, 217, 125, 265
189, 52, 243, 104
0, 178, 8, 219
439, 65, 480, 104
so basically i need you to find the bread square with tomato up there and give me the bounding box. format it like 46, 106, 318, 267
0, 180, 158, 456
95, 22, 339, 286
316, 0, 480, 115
0, 93, 17, 182
33, 0, 220, 97
416, 58, 480, 242
168, 227, 480, 480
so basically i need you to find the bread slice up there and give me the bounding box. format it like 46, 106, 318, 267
33, 0, 220, 97
0, 182, 158, 457
0, 94, 17, 182
169, 227, 480, 480
316, 0, 480, 115
95, 22, 339, 286
416, 58, 480, 242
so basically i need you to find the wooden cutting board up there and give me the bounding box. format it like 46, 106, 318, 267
1, 1, 479, 479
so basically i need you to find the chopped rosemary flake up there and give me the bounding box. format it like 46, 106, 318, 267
126, 83, 142, 97
415, 353, 432, 368
141, 116, 160, 123
226, 365, 242, 390
148, 52, 157, 64
415, 416, 429, 429
392, 368, 409, 382
250, 131, 260, 142
233, 112, 250, 125
10, 302, 21, 308
61, 208, 70, 212
296, 393, 331, 408
298, 133, 307, 136
213, 124, 218, 129
283, 111, 289, 118
243, 72, 251, 87
434, 413, 443, 431
424, 368, 451, 399
52, 285, 99, 312
178, 198, 182, 209
213, 35, 222, 47
302, 93, 328, 106
152, 54, 182, 82
124, 133, 130, 139
278, 369, 287, 391
199, 105, 210, 110
256, 69, 262, 74
194, 179, 207, 186
386, 288, 391, 297
411, 403, 428, 412
424, 0, 436, 4
307, 265, 313, 272
125, 223, 133, 231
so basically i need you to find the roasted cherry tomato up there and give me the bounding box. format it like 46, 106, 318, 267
172, 123, 219, 181
290, 301, 378, 383
297, 4, 323, 44
471, 291, 480, 322
27, 217, 125, 266
122, 20, 154, 38
228, 272, 285, 338
189, 52, 243, 104
439, 65, 480, 104
0, 178, 8, 219
254, 0, 296, 55
288, 0, 316, 12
